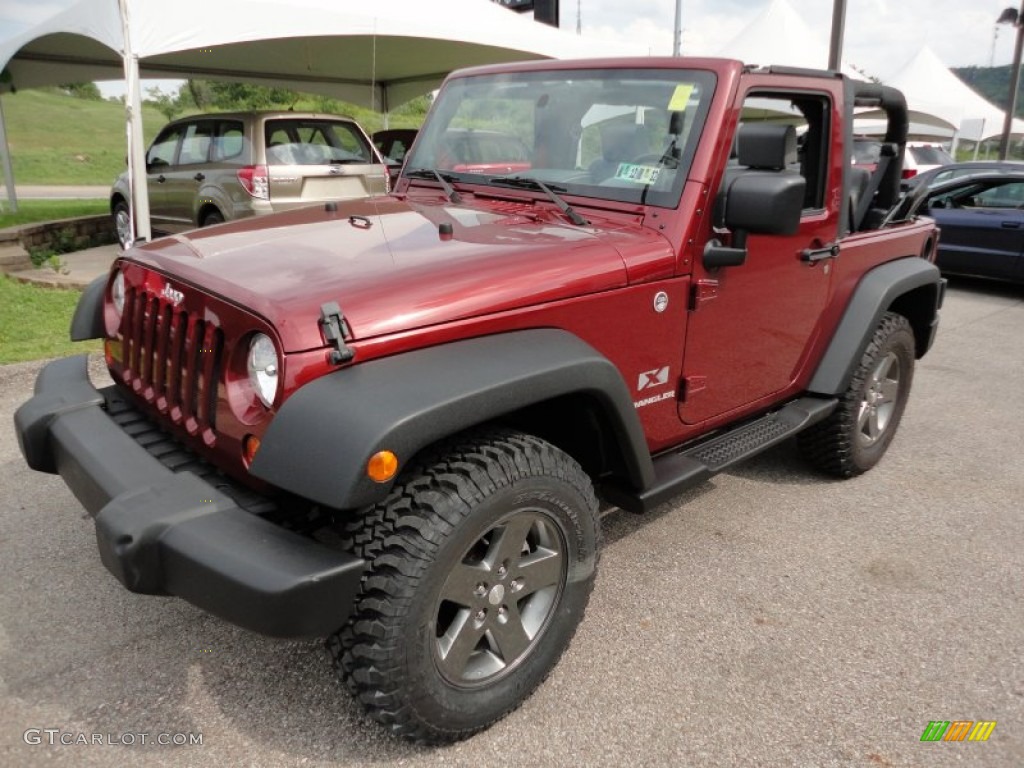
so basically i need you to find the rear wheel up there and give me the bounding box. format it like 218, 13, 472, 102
201, 209, 224, 227
113, 200, 132, 248
799, 311, 915, 477
328, 429, 600, 743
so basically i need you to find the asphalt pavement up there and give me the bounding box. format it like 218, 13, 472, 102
0, 279, 1022, 767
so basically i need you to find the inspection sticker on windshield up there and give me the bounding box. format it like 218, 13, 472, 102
668, 84, 695, 110
615, 163, 661, 184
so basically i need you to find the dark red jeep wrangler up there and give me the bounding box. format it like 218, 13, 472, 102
16, 58, 944, 743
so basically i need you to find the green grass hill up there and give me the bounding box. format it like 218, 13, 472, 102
1, 89, 165, 185
1, 85, 427, 188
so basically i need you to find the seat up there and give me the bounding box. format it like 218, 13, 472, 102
847, 166, 871, 232
588, 123, 648, 181
736, 123, 798, 171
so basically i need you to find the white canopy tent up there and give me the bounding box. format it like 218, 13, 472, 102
715, 0, 863, 79
0, 0, 639, 240
857, 46, 1024, 144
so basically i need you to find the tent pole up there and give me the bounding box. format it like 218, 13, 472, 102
672, 0, 682, 56
125, 55, 150, 243
0, 95, 18, 213
119, 0, 151, 244
999, 2, 1024, 160
828, 0, 847, 71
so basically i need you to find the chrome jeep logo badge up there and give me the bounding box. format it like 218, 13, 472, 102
161, 283, 184, 306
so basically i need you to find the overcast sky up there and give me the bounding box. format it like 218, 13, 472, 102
2, 0, 1022, 94
568, 0, 1023, 79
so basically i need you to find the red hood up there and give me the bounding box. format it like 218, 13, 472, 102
128, 196, 672, 351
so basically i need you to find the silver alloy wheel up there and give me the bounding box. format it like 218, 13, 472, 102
115, 206, 132, 248
433, 510, 566, 687
856, 351, 901, 448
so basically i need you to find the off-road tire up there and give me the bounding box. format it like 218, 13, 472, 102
327, 429, 600, 743
799, 311, 915, 477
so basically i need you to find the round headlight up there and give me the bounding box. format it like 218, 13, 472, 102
247, 333, 279, 408
111, 270, 125, 316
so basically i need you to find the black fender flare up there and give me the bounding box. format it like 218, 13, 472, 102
808, 257, 943, 396
250, 329, 655, 510
70, 275, 106, 341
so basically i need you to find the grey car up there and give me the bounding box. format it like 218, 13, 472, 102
111, 111, 388, 247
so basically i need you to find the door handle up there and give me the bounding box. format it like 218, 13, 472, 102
194, 173, 205, 182
156, 174, 166, 183
800, 243, 840, 262
1001, 221, 1020, 228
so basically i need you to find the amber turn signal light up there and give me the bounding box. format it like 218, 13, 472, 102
242, 434, 261, 466
367, 450, 399, 483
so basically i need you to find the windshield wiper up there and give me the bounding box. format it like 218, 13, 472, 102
488, 176, 589, 226
404, 168, 462, 204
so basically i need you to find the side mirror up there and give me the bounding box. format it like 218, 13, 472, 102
705, 172, 806, 269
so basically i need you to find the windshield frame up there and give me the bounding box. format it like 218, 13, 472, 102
402, 67, 717, 210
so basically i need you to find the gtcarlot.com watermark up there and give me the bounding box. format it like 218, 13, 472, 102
24, 728, 203, 746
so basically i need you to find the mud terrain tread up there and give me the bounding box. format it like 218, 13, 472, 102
326, 429, 599, 743
799, 311, 914, 477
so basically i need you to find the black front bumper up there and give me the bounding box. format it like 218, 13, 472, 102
14, 355, 364, 639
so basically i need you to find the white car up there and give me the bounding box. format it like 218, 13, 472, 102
904, 141, 954, 180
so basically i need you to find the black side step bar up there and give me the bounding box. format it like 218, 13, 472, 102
602, 397, 838, 514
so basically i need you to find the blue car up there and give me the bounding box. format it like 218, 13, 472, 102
920, 172, 1024, 283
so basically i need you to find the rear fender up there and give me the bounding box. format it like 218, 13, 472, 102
808, 257, 943, 395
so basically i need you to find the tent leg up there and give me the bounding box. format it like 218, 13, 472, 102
0, 95, 17, 214
120, 0, 151, 245
124, 55, 151, 244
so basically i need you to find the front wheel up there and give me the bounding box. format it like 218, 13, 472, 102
799, 311, 915, 477
328, 429, 600, 743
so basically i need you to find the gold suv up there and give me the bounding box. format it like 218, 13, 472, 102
111, 111, 388, 247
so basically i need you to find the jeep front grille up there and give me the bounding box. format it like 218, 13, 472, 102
121, 284, 224, 437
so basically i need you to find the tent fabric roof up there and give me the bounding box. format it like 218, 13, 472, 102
865, 46, 1024, 140
715, 0, 862, 79
1, 0, 640, 108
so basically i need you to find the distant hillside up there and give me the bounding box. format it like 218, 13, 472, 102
953, 65, 1018, 114
1, 85, 426, 187
1, 88, 165, 186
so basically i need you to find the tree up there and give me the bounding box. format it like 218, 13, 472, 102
184, 79, 213, 110
60, 82, 102, 100
146, 86, 183, 121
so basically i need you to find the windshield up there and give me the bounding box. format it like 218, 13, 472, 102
404, 68, 716, 209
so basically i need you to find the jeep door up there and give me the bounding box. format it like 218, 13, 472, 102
679, 87, 841, 425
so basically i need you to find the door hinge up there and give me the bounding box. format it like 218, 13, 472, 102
689, 279, 719, 310
681, 375, 707, 401
319, 301, 355, 365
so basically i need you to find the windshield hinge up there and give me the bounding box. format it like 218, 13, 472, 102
319, 301, 355, 364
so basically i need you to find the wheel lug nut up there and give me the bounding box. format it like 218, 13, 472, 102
497, 564, 508, 578
511, 578, 523, 592
497, 606, 508, 622
475, 609, 486, 622
474, 583, 487, 597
